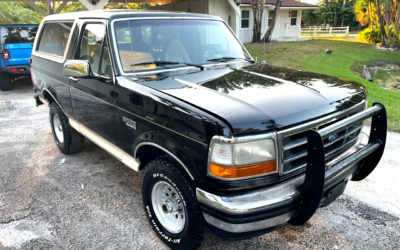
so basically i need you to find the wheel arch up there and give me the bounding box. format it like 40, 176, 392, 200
42, 89, 68, 115
134, 142, 195, 181
42, 89, 57, 105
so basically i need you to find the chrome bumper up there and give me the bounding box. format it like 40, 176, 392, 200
196, 146, 360, 234
197, 103, 386, 238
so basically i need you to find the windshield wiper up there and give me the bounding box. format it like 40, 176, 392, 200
132, 61, 204, 70
207, 57, 255, 63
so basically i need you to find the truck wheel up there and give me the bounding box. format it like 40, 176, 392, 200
0, 73, 12, 91
50, 102, 84, 154
141, 156, 205, 250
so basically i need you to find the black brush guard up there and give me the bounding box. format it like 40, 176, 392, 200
290, 102, 387, 225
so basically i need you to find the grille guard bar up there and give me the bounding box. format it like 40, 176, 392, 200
290, 102, 387, 225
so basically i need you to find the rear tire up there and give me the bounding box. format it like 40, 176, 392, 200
141, 155, 205, 250
0, 73, 12, 91
50, 102, 84, 154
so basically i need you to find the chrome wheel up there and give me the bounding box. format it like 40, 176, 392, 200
151, 181, 186, 234
53, 114, 64, 143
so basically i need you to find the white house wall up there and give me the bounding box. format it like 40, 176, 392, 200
148, 0, 207, 13
191, 1, 207, 13
207, 0, 229, 23
229, 5, 238, 35
149, 1, 304, 43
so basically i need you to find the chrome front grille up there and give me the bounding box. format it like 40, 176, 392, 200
278, 101, 366, 175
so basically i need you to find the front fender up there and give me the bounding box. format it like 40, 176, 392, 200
133, 130, 208, 181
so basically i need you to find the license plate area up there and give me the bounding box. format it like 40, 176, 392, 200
323, 179, 348, 207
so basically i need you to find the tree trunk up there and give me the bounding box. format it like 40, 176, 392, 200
262, 0, 281, 42
334, 12, 337, 26
376, 0, 389, 47
383, 1, 391, 27
341, 0, 347, 27
396, 0, 400, 31
251, 0, 266, 43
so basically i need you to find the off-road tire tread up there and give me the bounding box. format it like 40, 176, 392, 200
0, 73, 12, 91
142, 155, 205, 250
50, 102, 84, 154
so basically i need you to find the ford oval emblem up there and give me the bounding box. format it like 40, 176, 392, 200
328, 133, 339, 142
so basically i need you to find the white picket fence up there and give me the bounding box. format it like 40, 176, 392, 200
301, 26, 350, 36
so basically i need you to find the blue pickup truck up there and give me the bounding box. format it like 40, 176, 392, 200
0, 24, 38, 91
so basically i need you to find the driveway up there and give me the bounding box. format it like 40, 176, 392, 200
0, 78, 399, 249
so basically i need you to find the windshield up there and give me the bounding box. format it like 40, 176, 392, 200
113, 19, 252, 73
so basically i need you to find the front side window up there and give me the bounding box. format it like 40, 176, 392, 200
78, 23, 106, 75
241, 10, 250, 28
37, 22, 73, 57
290, 11, 298, 26
66, 26, 79, 59
1, 26, 38, 44
113, 19, 251, 73
98, 39, 112, 77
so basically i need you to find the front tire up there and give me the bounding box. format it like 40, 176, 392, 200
141, 156, 205, 250
50, 102, 84, 154
0, 73, 12, 91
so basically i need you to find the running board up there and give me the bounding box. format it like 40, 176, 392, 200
69, 118, 139, 172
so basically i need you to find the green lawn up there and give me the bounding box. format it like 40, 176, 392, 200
245, 40, 400, 132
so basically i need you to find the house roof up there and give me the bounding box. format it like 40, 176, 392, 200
239, 0, 318, 8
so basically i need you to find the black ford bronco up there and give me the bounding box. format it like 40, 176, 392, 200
32, 10, 387, 250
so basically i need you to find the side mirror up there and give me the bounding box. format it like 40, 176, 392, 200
63, 60, 90, 78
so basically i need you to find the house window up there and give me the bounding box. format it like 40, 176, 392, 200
268, 10, 274, 27
241, 10, 250, 28
290, 10, 298, 26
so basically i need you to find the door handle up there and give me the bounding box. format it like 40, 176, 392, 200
69, 77, 79, 82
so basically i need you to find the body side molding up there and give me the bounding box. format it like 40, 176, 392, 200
69, 118, 140, 172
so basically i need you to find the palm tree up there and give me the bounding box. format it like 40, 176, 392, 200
0, 2, 40, 24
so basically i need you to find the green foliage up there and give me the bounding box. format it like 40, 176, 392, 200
388, 23, 400, 45
354, 0, 399, 46
105, 3, 148, 9
60, 2, 87, 13
0, 2, 40, 24
302, 0, 358, 27
358, 25, 382, 42
15, 1, 85, 19
354, 0, 378, 26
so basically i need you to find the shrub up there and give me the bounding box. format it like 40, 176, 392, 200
388, 24, 400, 47
357, 26, 382, 43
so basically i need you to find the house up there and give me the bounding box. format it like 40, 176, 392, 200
149, 0, 318, 43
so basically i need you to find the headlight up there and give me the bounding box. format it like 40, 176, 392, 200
208, 135, 277, 180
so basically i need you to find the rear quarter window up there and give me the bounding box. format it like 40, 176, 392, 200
36, 22, 73, 57
1, 26, 38, 44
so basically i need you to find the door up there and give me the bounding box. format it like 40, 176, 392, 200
278, 11, 289, 38
69, 21, 118, 145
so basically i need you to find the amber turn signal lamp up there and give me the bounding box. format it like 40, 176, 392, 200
209, 161, 277, 179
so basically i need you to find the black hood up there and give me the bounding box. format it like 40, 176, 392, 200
127, 63, 366, 135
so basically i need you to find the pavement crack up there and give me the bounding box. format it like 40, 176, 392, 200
0, 212, 33, 226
